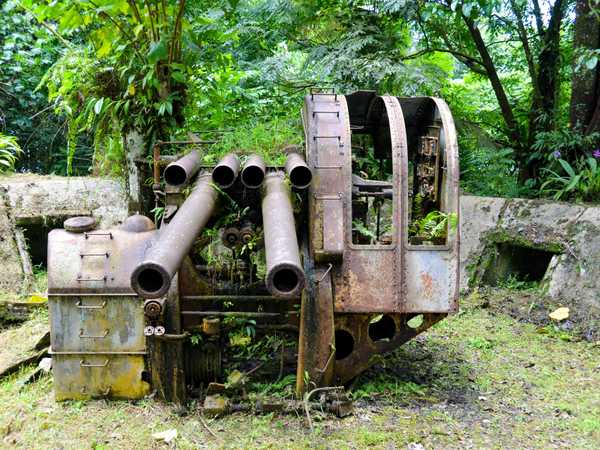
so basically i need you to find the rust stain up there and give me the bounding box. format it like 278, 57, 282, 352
420, 271, 434, 298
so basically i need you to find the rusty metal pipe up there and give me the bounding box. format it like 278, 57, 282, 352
212, 153, 240, 188
131, 173, 217, 298
285, 153, 313, 189
261, 172, 305, 297
163, 150, 202, 187
241, 154, 266, 188
144, 298, 165, 319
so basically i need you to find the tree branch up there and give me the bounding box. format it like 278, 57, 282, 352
461, 13, 523, 148
531, 0, 546, 37
509, 0, 538, 93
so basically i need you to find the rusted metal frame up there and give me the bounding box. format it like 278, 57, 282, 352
156, 140, 216, 145
296, 264, 335, 396
400, 97, 460, 312
334, 95, 406, 313
384, 96, 409, 312
332, 313, 446, 384
306, 92, 348, 262
347, 96, 402, 251
403, 97, 459, 252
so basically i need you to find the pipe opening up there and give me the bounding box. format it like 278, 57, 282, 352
289, 166, 313, 188
136, 267, 165, 294
335, 329, 355, 360
368, 314, 396, 342
241, 166, 265, 188
164, 165, 187, 186
272, 268, 299, 294
212, 165, 236, 188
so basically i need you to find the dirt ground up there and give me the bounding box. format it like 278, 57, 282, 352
0, 292, 599, 450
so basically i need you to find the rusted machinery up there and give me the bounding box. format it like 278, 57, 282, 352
47, 91, 459, 402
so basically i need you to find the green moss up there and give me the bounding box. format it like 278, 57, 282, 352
484, 229, 564, 253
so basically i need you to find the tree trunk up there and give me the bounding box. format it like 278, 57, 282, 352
124, 130, 154, 216
530, 0, 566, 132
570, 0, 600, 134
461, 14, 532, 180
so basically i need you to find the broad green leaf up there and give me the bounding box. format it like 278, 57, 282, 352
147, 40, 168, 64
558, 159, 575, 178
565, 174, 581, 192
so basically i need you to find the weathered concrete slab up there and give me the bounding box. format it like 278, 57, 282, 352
2, 174, 128, 227
0, 175, 128, 294
459, 196, 507, 289
460, 195, 600, 313
0, 188, 28, 292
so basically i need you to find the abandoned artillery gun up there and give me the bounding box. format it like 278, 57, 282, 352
47, 92, 459, 403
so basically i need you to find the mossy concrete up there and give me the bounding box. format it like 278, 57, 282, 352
0, 175, 128, 294
460, 195, 600, 319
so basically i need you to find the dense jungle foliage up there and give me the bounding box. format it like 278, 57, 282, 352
0, 0, 599, 201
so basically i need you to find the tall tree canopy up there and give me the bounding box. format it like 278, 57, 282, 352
1, 0, 599, 201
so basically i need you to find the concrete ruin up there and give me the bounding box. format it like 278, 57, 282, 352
461, 195, 600, 315
0, 175, 128, 293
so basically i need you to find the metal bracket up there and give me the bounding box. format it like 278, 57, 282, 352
75, 300, 107, 309
84, 232, 113, 240
80, 359, 109, 368
79, 252, 109, 258
79, 329, 109, 339
316, 264, 333, 285
313, 111, 340, 118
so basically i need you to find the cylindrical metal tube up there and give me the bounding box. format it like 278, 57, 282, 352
144, 298, 165, 319
222, 226, 240, 248
261, 172, 305, 297
212, 153, 240, 188
163, 150, 202, 187
131, 173, 217, 298
241, 154, 266, 188
284, 152, 313, 189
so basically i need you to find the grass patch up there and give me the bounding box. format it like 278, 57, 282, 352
1, 296, 599, 448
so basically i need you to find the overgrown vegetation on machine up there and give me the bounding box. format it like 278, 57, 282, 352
46, 91, 459, 414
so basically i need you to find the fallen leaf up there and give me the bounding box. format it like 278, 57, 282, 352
28, 294, 47, 303
549, 307, 569, 322
152, 429, 177, 443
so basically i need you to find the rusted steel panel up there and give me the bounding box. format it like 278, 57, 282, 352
52, 354, 149, 401
296, 266, 335, 396
400, 97, 460, 313
332, 313, 446, 385
49, 296, 146, 352
304, 93, 350, 262
334, 96, 406, 313
47, 227, 154, 296
49, 293, 148, 400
